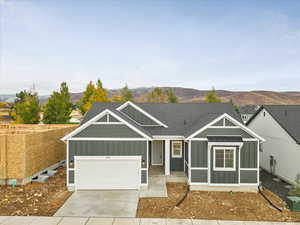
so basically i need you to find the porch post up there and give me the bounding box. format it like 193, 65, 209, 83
165, 140, 170, 175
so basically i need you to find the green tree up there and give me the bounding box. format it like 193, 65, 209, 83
77, 79, 110, 114
11, 90, 40, 124
166, 89, 178, 103
204, 88, 221, 103
147, 88, 167, 103
120, 85, 133, 101
43, 82, 73, 124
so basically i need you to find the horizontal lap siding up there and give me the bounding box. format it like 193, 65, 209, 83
191, 169, 208, 183
195, 128, 253, 138
240, 170, 257, 183
69, 141, 147, 168
191, 141, 207, 167
240, 141, 257, 168
74, 124, 142, 138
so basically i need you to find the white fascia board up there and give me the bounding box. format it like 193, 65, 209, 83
186, 113, 265, 142
116, 101, 168, 128
61, 109, 152, 141
68, 138, 147, 141
222, 113, 265, 142
61, 109, 110, 141
153, 135, 185, 140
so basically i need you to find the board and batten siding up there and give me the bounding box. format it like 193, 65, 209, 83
240, 141, 258, 168
190, 141, 208, 183
170, 140, 184, 171
210, 146, 239, 184
68, 140, 148, 185
74, 124, 142, 138
189, 139, 258, 185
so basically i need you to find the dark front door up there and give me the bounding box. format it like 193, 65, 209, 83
170, 140, 184, 171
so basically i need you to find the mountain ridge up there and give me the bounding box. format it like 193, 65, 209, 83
1, 87, 300, 105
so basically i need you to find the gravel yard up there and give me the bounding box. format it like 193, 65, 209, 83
0, 167, 72, 216
137, 183, 300, 222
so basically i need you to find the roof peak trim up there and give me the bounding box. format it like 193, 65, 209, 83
186, 113, 265, 142
116, 101, 168, 128
61, 109, 152, 141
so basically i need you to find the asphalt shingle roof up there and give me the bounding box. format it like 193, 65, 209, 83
82, 102, 243, 137
239, 105, 260, 114
248, 105, 300, 144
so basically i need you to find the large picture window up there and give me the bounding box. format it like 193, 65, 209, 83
213, 147, 236, 171
172, 141, 182, 158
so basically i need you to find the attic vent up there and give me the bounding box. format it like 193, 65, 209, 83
284, 110, 288, 116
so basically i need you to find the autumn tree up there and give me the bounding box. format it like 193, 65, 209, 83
77, 79, 109, 114
43, 82, 73, 124
11, 90, 40, 124
204, 88, 221, 103
111, 95, 124, 102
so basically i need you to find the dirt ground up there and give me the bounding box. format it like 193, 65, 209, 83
0, 167, 72, 216
137, 183, 300, 222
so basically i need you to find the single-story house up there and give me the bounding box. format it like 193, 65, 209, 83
239, 105, 260, 123
62, 101, 264, 192
247, 105, 300, 185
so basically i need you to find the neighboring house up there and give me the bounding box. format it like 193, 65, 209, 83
239, 105, 260, 123
62, 101, 264, 192
247, 105, 300, 185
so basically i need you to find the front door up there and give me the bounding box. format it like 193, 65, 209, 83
152, 141, 163, 165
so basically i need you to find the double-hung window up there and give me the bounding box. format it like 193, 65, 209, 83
172, 141, 182, 158
213, 147, 236, 171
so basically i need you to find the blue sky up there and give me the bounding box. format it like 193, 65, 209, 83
1, 0, 300, 95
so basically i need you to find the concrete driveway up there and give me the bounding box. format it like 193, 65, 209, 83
54, 190, 139, 217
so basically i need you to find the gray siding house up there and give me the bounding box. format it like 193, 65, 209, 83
62, 101, 264, 191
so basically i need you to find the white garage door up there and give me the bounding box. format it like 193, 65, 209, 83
75, 156, 141, 190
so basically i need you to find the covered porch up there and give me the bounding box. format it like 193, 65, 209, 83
148, 139, 188, 176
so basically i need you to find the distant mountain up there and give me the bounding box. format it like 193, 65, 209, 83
70, 87, 300, 105
2, 87, 300, 105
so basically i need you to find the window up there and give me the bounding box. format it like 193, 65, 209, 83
172, 141, 182, 158
213, 147, 236, 171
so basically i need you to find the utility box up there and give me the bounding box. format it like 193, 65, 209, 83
287, 196, 300, 212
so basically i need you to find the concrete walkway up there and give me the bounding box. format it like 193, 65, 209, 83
139, 176, 168, 198
54, 190, 139, 217
0, 217, 299, 225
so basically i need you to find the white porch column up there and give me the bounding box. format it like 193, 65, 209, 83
165, 140, 170, 175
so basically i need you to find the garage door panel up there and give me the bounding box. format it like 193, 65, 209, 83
75, 156, 141, 190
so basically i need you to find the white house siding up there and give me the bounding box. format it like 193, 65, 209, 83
248, 109, 300, 184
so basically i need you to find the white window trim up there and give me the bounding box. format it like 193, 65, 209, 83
213, 146, 236, 171
172, 141, 183, 158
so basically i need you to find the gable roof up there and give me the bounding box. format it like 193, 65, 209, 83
62, 108, 152, 141
247, 105, 300, 144
80, 102, 244, 137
